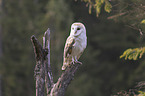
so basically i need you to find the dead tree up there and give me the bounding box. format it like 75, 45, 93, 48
31, 28, 81, 96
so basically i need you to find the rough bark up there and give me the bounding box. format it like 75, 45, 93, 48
31, 29, 81, 96
43, 29, 54, 95
50, 63, 81, 96
31, 35, 45, 96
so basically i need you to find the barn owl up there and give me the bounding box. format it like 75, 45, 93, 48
62, 22, 87, 70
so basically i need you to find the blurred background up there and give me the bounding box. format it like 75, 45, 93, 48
0, 0, 145, 96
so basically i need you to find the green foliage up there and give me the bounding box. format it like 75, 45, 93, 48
104, 0, 112, 13
82, 0, 112, 17
138, 91, 145, 96
141, 19, 145, 24
81, 0, 145, 34
120, 47, 145, 60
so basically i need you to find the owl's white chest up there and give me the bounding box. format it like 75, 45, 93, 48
71, 35, 87, 56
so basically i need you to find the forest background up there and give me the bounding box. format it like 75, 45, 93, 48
0, 0, 145, 96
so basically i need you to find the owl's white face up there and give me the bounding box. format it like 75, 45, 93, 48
70, 22, 86, 37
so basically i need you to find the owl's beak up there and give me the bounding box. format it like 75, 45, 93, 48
74, 31, 77, 34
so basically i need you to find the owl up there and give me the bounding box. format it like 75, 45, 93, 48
62, 22, 87, 70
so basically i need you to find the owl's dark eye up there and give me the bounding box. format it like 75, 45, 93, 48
72, 28, 74, 30
77, 27, 80, 30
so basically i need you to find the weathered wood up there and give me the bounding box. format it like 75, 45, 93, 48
31, 36, 46, 96
43, 29, 54, 95
31, 35, 45, 61
50, 63, 81, 96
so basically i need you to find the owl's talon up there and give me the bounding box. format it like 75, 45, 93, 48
75, 61, 82, 64
71, 61, 75, 65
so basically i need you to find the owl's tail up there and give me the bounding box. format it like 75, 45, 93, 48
62, 57, 72, 70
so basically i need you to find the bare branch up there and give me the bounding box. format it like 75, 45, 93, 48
107, 12, 127, 20
45, 28, 53, 84
50, 63, 81, 96
43, 29, 54, 95
31, 35, 44, 61
31, 35, 45, 96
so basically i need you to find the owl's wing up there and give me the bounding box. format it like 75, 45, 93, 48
62, 36, 75, 70
64, 36, 75, 58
